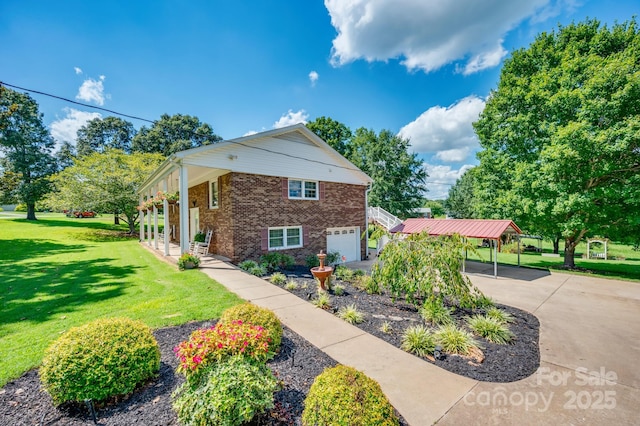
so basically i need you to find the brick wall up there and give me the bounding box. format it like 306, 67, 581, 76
168, 172, 367, 264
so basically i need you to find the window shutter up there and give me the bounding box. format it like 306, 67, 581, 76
282, 178, 289, 199
261, 229, 269, 251
319, 182, 325, 200
302, 226, 310, 246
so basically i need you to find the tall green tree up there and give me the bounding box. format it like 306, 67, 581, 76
350, 128, 427, 218
46, 150, 164, 233
306, 116, 352, 156
132, 113, 222, 156
473, 19, 640, 268
445, 167, 480, 219
76, 116, 136, 156
55, 141, 76, 171
0, 88, 56, 220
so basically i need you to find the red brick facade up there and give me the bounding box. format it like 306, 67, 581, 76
168, 172, 367, 264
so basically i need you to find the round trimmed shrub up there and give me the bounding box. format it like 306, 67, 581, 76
40, 317, 160, 405
172, 355, 279, 426
219, 303, 282, 357
302, 365, 399, 426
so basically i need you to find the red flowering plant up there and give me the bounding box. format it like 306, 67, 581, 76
174, 320, 273, 380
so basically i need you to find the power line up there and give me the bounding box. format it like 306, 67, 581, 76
0, 81, 155, 123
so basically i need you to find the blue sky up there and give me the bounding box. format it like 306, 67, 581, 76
1, 0, 637, 198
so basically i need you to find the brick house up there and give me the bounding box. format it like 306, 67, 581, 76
138, 124, 373, 264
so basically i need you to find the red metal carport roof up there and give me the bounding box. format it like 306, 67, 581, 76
390, 218, 522, 240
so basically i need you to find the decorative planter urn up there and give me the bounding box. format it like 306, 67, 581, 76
310, 250, 333, 291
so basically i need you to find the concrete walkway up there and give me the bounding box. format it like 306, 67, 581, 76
145, 244, 640, 425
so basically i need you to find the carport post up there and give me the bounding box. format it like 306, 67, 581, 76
517, 235, 521, 267
494, 240, 498, 278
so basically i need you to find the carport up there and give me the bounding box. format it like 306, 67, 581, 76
390, 218, 523, 278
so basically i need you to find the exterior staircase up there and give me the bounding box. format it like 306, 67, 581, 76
368, 206, 402, 231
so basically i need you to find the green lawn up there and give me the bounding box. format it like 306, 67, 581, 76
464, 237, 640, 282
0, 214, 242, 386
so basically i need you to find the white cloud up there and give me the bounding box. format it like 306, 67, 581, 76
325, 0, 551, 73
398, 96, 485, 161
74, 67, 83, 75
273, 109, 309, 128
50, 108, 102, 145
76, 75, 106, 105
243, 130, 258, 137
309, 71, 319, 86
424, 163, 475, 199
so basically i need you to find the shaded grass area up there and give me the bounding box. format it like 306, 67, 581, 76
0, 215, 242, 386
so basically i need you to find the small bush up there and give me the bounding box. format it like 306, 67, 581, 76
40, 318, 160, 405
270, 272, 287, 285
380, 321, 392, 334
354, 274, 380, 295
174, 320, 274, 380
312, 292, 331, 309
326, 250, 342, 266
219, 303, 282, 357
172, 355, 279, 426
333, 284, 345, 296
302, 365, 398, 426
249, 264, 268, 277
337, 304, 364, 324
435, 324, 479, 356
401, 325, 436, 357
486, 307, 514, 324
419, 300, 454, 326
334, 265, 355, 282
305, 254, 320, 268
467, 315, 514, 344
474, 294, 496, 309
260, 252, 295, 272
284, 280, 298, 290
239, 260, 259, 271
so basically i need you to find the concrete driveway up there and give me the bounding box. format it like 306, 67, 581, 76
436, 262, 640, 425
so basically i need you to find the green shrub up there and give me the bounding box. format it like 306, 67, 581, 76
302, 365, 398, 426
174, 320, 274, 380
249, 264, 268, 277
334, 265, 355, 282
270, 272, 287, 285
193, 231, 206, 243
178, 253, 200, 270
260, 252, 295, 272
219, 303, 282, 358
238, 259, 258, 271
305, 254, 320, 268
333, 284, 345, 296
312, 292, 331, 309
401, 325, 436, 357
40, 318, 160, 405
354, 274, 380, 295
337, 304, 364, 324
474, 294, 496, 309
486, 307, 514, 324
284, 280, 298, 290
435, 324, 479, 356
326, 250, 342, 266
172, 355, 279, 426
380, 321, 393, 334
467, 315, 514, 344
419, 300, 454, 326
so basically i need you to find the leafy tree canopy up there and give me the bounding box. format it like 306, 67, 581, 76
473, 18, 640, 267
132, 113, 222, 157
0, 87, 56, 219
46, 149, 164, 233
307, 117, 428, 218
306, 116, 352, 156
76, 116, 135, 156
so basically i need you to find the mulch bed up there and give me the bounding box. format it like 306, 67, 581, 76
0, 265, 538, 426
279, 266, 540, 383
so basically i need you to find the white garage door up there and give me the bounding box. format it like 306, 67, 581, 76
326, 227, 360, 263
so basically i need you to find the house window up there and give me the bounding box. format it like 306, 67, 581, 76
209, 179, 219, 209
269, 226, 302, 250
288, 179, 318, 200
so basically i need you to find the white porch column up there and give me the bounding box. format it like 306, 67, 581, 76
146, 196, 152, 246
163, 179, 170, 256
139, 195, 144, 241
179, 164, 190, 254
153, 203, 159, 250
